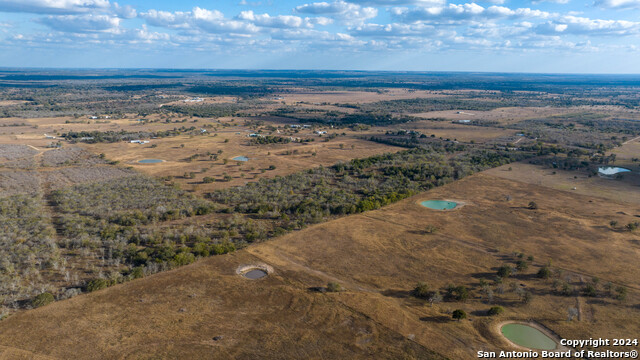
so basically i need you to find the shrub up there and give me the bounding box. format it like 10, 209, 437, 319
516, 260, 528, 271
497, 265, 512, 278
583, 284, 597, 297
86, 278, 110, 292
32, 292, 55, 308
130, 267, 145, 279
528, 201, 538, 210
326, 282, 342, 292
423, 225, 438, 234
452, 309, 467, 321
411, 282, 430, 299
445, 285, 469, 302
487, 306, 504, 316
537, 266, 552, 279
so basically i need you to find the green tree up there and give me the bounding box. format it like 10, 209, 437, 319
87, 278, 110, 292
537, 266, 552, 279
497, 265, 512, 278
487, 306, 504, 316
452, 309, 467, 321
411, 282, 430, 299
32, 292, 55, 308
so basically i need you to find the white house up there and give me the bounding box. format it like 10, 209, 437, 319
131, 140, 150, 144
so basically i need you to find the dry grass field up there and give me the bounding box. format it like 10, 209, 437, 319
1, 79, 640, 359
0, 172, 637, 359
487, 138, 640, 205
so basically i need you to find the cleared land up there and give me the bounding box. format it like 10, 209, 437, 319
0, 173, 637, 359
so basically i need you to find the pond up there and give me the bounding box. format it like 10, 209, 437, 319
501, 323, 557, 350
420, 200, 458, 210
244, 269, 268, 280
232, 156, 249, 162
598, 167, 631, 175
138, 159, 164, 164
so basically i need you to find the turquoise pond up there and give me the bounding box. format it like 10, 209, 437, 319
501, 323, 557, 350
420, 200, 458, 210
138, 159, 164, 164
598, 167, 631, 175
232, 156, 249, 162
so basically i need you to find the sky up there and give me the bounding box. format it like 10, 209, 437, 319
0, 0, 639, 73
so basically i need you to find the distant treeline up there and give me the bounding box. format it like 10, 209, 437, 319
62, 127, 197, 143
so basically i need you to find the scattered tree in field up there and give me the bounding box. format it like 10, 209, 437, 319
528, 201, 538, 210
516, 260, 528, 271
497, 265, 513, 278
411, 282, 430, 299
452, 309, 467, 321
326, 282, 342, 292
615, 286, 628, 301
487, 306, 504, 316
537, 266, 552, 279
583, 284, 597, 297
429, 291, 443, 306
445, 285, 469, 302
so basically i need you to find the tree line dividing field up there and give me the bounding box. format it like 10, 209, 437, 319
0, 136, 536, 314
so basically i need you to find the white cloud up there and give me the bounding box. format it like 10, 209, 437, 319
535, 15, 640, 35
112, 2, 135, 19
594, 0, 640, 8
37, 14, 120, 33
0, 0, 110, 14
238, 11, 304, 28
348, 0, 444, 5
532, 0, 570, 4
294, 1, 378, 25
350, 22, 436, 37
391, 3, 554, 23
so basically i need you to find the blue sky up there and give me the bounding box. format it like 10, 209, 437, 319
0, 0, 639, 73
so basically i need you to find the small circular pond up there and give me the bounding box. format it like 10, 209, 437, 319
420, 200, 458, 210
501, 323, 557, 350
232, 156, 249, 162
598, 167, 631, 176
236, 263, 273, 280
138, 159, 164, 164
244, 269, 268, 279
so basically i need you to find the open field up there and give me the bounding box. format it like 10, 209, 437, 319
1, 70, 640, 359
486, 137, 640, 205
80, 130, 404, 193
0, 173, 638, 359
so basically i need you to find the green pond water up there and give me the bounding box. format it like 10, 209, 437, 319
420, 200, 457, 210
138, 159, 164, 164
232, 156, 249, 162
501, 323, 557, 350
